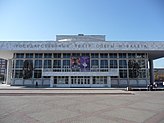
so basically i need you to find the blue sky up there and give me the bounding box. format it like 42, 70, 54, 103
0, 0, 164, 67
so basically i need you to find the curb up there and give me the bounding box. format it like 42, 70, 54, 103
0, 92, 134, 96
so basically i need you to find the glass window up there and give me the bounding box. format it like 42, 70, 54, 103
138, 60, 145, 68
119, 60, 127, 68
35, 60, 42, 68
72, 53, 80, 57
63, 53, 71, 58
110, 60, 117, 68
119, 53, 126, 58
100, 53, 108, 58
15, 70, 23, 78
91, 60, 99, 68
100, 60, 108, 68
139, 70, 146, 78
16, 53, 24, 58
34, 70, 42, 78
53, 53, 61, 58
119, 70, 127, 78
0, 74, 4, 81
109, 53, 117, 58
63, 60, 70, 68
53, 60, 61, 68
81, 53, 90, 57
1, 65, 6, 68
54, 77, 57, 84
0, 69, 5, 73
35, 53, 43, 58
44, 53, 52, 58
93, 76, 107, 84
137, 53, 146, 58
16, 60, 24, 68
26, 53, 33, 58
128, 53, 136, 58
44, 60, 52, 68
1, 60, 6, 64
129, 69, 140, 78
91, 53, 99, 58
44, 76, 50, 78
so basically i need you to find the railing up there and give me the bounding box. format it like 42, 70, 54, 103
42, 68, 119, 73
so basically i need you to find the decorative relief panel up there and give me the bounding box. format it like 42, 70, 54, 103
0, 41, 164, 51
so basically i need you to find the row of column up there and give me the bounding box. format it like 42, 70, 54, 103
50, 76, 111, 87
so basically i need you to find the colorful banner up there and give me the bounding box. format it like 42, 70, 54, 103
71, 57, 80, 69
80, 56, 90, 71
71, 56, 90, 71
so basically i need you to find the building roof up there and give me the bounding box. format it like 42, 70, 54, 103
0, 35, 164, 60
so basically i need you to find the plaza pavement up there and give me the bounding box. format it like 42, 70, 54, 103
0, 85, 164, 123
0, 84, 133, 95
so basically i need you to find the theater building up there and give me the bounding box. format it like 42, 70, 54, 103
0, 34, 164, 87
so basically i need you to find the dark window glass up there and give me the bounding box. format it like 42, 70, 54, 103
139, 70, 146, 78
34, 70, 42, 78
53, 60, 61, 68
110, 60, 117, 68
63, 53, 71, 58
44, 53, 52, 58
44, 60, 52, 68
63, 60, 70, 68
119, 60, 127, 68
0, 69, 5, 73
81, 53, 90, 57
54, 77, 57, 84
137, 53, 146, 58
100, 53, 108, 58
91, 60, 99, 68
35, 53, 43, 58
109, 53, 117, 58
119, 70, 127, 78
26, 53, 33, 58
15, 70, 23, 78
91, 53, 99, 58
128, 53, 136, 58
53, 53, 61, 58
16, 53, 24, 58
100, 60, 108, 68
16, 60, 24, 68
35, 60, 42, 68
138, 60, 145, 68
72, 53, 80, 57
0, 74, 4, 81
44, 76, 50, 78
119, 53, 126, 58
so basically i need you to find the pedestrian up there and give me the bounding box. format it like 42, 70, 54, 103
35, 81, 38, 87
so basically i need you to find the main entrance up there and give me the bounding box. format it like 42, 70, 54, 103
71, 76, 90, 85
53, 76, 110, 87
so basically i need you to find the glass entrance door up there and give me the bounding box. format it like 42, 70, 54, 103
71, 76, 90, 86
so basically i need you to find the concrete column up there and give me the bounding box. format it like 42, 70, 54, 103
6, 59, 12, 85
50, 76, 54, 87
149, 59, 154, 85
107, 76, 111, 87
90, 76, 93, 86
68, 76, 71, 87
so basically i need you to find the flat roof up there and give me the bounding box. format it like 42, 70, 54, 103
0, 35, 164, 60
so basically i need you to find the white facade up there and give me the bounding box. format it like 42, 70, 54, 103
0, 35, 164, 87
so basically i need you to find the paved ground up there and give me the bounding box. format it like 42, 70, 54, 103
0, 84, 133, 95
0, 88, 164, 123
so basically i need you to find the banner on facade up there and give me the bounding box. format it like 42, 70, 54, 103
71, 56, 90, 71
